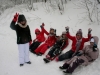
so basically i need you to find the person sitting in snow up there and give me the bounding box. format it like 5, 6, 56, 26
59, 36, 99, 74
34, 27, 57, 56
56, 26, 92, 61
30, 23, 49, 54
43, 31, 69, 63
10, 13, 32, 66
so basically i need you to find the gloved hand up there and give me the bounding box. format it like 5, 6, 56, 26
29, 41, 32, 46
88, 28, 92, 34
40, 23, 45, 28
54, 29, 56, 35
79, 29, 82, 32
13, 13, 19, 22
65, 26, 69, 33
54, 29, 56, 32
93, 44, 98, 52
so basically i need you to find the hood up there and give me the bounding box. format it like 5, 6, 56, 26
35, 29, 40, 33
17, 23, 27, 28
18, 14, 27, 22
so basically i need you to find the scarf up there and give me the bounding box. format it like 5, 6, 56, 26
72, 39, 82, 56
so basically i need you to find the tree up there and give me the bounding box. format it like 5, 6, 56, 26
97, 0, 100, 4
27, 0, 35, 10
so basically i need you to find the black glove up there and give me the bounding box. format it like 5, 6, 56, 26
88, 28, 92, 34
40, 25, 43, 28
54, 29, 56, 35
93, 44, 98, 52
65, 26, 69, 33
40, 23, 45, 28
54, 29, 56, 33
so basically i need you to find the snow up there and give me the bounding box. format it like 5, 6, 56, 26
0, 0, 100, 75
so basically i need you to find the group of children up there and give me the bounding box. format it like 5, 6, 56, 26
29, 23, 69, 62
10, 13, 99, 74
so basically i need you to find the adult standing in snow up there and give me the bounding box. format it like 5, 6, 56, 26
30, 23, 49, 54
10, 13, 32, 66
59, 36, 99, 74
56, 26, 92, 61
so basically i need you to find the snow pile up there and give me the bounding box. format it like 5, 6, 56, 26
0, 0, 100, 75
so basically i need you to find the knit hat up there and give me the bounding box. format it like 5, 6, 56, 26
18, 14, 26, 22
90, 38, 94, 42
50, 28, 54, 31
76, 29, 82, 36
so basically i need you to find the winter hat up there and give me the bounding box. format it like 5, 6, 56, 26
50, 28, 54, 31
62, 31, 66, 35
18, 14, 27, 22
76, 29, 82, 36
90, 37, 94, 42
35, 29, 40, 33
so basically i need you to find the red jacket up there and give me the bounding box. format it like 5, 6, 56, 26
66, 33, 91, 52
43, 29, 56, 47
34, 27, 49, 42
45, 35, 56, 47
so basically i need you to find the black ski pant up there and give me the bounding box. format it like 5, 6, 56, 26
58, 50, 74, 61
30, 41, 41, 52
48, 46, 61, 58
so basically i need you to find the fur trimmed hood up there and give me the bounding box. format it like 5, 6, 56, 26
17, 23, 27, 28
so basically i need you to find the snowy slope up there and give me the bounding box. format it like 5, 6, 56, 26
0, 0, 100, 75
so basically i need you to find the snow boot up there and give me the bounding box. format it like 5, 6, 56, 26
59, 66, 65, 69
32, 51, 36, 54
36, 53, 43, 56
26, 61, 31, 64
20, 64, 24, 67
59, 63, 69, 69
43, 58, 50, 63
63, 71, 72, 75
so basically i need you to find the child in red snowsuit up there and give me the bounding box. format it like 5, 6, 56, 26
56, 27, 92, 61
30, 23, 48, 53
34, 27, 57, 56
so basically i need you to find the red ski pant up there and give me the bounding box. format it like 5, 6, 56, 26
34, 43, 48, 54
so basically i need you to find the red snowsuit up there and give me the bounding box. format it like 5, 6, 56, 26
66, 33, 91, 52
34, 30, 56, 54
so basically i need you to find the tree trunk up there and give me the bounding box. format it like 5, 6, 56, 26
45, 0, 47, 3
85, 0, 93, 22
97, 0, 100, 4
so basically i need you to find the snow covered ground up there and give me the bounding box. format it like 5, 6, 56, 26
0, 0, 100, 75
